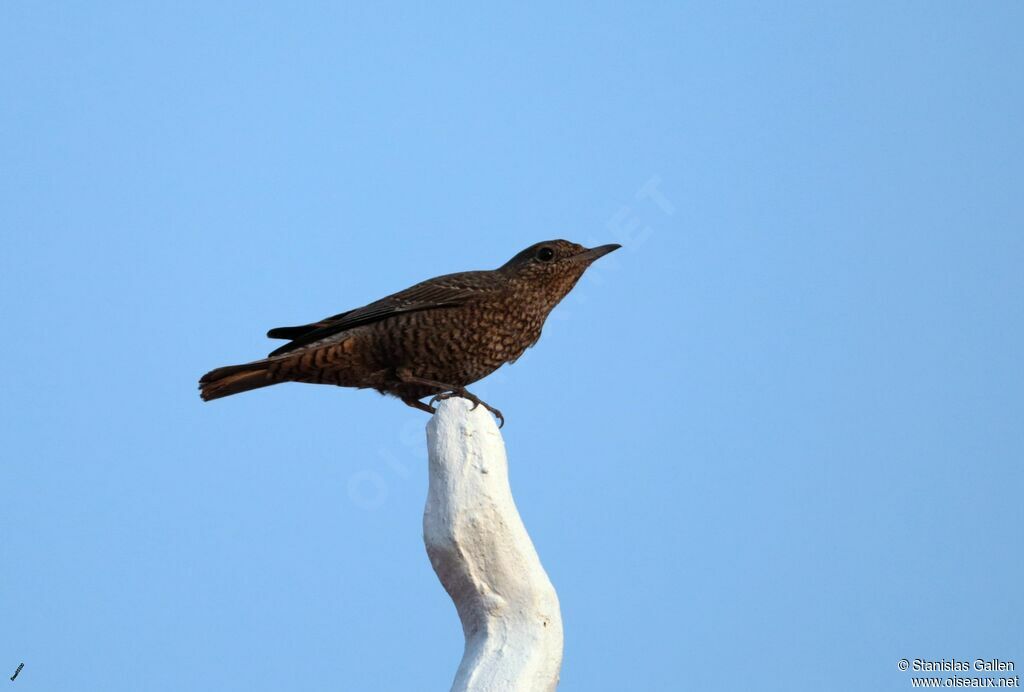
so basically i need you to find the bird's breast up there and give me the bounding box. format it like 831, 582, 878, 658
370, 297, 547, 385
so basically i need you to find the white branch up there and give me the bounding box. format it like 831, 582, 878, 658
424, 398, 564, 692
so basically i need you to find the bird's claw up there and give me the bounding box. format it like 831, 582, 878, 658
491, 408, 505, 428
430, 390, 505, 428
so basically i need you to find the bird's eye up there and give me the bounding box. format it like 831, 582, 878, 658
536, 247, 555, 262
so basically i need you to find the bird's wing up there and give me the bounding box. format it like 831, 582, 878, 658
266, 272, 496, 357
266, 310, 354, 341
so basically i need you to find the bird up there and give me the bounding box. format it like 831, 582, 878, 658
198, 239, 620, 426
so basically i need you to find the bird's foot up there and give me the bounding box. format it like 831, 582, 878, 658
401, 396, 436, 415
430, 389, 505, 428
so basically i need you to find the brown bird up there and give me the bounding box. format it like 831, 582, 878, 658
199, 239, 620, 425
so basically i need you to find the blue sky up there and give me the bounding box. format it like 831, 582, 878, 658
1, 3, 1022, 690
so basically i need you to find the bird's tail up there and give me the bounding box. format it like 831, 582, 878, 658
199, 360, 276, 401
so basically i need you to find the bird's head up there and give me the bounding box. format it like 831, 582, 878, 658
499, 239, 621, 305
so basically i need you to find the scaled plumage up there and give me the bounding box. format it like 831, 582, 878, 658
199, 240, 620, 425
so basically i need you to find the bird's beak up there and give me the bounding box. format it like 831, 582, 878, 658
572, 243, 622, 264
